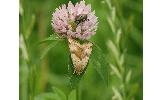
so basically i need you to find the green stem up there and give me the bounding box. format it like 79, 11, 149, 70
76, 85, 79, 100
122, 75, 126, 100
120, 63, 126, 100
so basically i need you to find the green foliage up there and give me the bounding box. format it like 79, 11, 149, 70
35, 93, 62, 100
68, 90, 76, 100
105, 0, 143, 100
52, 87, 67, 100
90, 44, 109, 86
39, 34, 65, 60
34, 87, 66, 100
35, 87, 77, 100
40, 41, 58, 60
39, 34, 64, 44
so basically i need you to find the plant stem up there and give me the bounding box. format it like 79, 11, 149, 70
122, 72, 126, 100
76, 85, 79, 100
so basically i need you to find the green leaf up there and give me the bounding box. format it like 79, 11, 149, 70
127, 83, 140, 100
34, 93, 61, 100
112, 87, 122, 100
40, 41, 58, 59
90, 44, 109, 86
126, 70, 132, 84
110, 63, 122, 80
52, 87, 66, 100
71, 0, 79, 4
39, 34, 64, 44
34, 87, 66, 100
68, 90, 76, 100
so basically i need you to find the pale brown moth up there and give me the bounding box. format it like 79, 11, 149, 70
68, 38, 93, 75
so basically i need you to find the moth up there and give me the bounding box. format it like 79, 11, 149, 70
68, 38, 93, 75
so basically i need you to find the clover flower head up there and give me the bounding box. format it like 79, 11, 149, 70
51, 0, 98, 40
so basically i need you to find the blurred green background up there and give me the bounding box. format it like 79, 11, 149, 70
19, 0, 143, 100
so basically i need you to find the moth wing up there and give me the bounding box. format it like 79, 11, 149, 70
68, 38, 93, 75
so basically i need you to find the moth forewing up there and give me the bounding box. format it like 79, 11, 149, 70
68, 38, 93, 75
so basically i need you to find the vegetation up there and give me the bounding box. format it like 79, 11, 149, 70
19, 0, 143, 100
